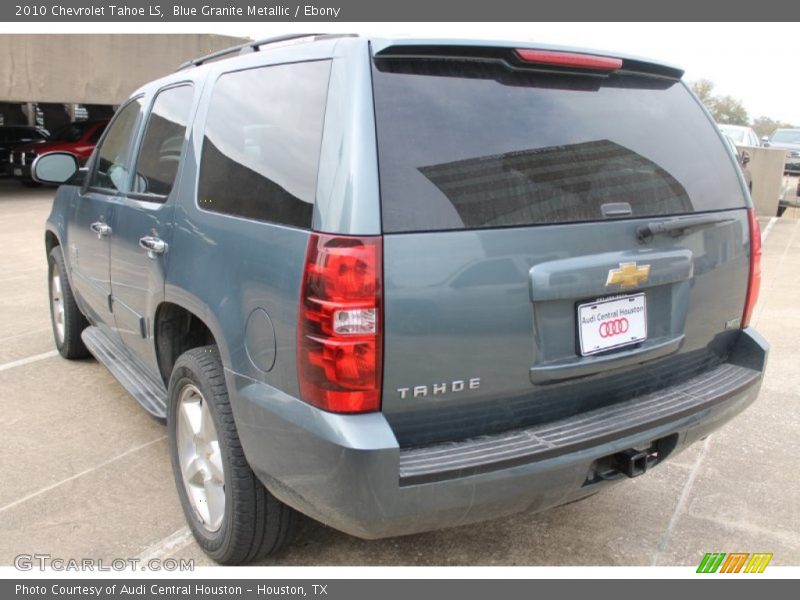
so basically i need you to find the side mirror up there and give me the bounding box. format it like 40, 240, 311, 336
741, 151, 751, 166
31, 152, 79, 185
761, 136, 770, 146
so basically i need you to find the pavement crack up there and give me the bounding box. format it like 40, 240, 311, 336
651, 437, 711, 565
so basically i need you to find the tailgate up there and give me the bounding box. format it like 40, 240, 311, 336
371, 46, 752, 446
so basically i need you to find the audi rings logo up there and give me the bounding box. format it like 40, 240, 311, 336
599, 318, 629, 338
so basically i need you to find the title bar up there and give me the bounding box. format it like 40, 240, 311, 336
1, 0, 799, 22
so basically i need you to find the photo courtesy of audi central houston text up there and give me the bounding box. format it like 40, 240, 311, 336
5, 30, 796, 569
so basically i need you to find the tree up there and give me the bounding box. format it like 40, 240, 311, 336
690, 79, 749, 125
752, 115, 797, 139
713, 95, 749, 126
691, 79, 714, 105
690, 79, 797, 136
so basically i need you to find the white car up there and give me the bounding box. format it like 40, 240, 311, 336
717, 124, 761, 147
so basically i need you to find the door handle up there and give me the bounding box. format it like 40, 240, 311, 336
139, 236, 168, 259
90, 221, 112, 238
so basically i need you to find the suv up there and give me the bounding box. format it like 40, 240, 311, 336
764, 128, 800, 174
10, 119, 107, 184
38, 35, 768, 564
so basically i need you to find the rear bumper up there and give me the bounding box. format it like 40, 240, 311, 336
231, 328, 767, 539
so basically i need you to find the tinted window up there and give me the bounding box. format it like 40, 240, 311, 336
51, 122, 91, 143
198, 60, 331, 228
133, 85, 193, 198
373, 59, 748, 233
1, 128, 46, 142
88, 100, 142, 192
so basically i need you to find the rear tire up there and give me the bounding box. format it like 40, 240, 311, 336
167, 346, 296, 564
47, 246, 90, 359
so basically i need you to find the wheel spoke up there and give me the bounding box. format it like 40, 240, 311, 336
204, 476, 226, 531
179, 396, 202, 437
199, 398, 215, 444
206, 442, 224, 482
175, 382, 226, 533
182, 454, 205, 486
50, 266, 65, 344
191, 482, 211, 526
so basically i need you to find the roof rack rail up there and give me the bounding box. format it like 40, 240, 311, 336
176, 33, 357, 71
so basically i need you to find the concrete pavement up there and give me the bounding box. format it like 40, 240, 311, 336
0, 178, 797, 567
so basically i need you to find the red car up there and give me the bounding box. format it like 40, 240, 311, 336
9, 119, 108, 185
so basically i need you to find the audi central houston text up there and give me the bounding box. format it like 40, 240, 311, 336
39, 34, 767, 564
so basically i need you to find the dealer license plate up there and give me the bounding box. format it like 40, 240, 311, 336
578, 293, 647, 356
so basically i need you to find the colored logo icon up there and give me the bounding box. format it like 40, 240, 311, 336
697, 552, 773, 573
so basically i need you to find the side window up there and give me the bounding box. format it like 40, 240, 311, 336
198, 60, 331, 228
132, 85, 194, 199
87, 99, 142, 192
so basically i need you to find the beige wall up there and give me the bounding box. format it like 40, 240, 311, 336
0, 34, 247, 105
741, 146, 785, 217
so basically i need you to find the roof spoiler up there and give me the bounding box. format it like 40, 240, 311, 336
373, 44, 684, 80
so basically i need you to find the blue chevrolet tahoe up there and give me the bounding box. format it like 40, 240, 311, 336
37, 35, 768, 564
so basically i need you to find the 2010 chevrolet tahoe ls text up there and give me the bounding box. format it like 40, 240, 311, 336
37, 35, 768, 564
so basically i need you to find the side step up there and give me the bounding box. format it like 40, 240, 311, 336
81, 326, 168, 419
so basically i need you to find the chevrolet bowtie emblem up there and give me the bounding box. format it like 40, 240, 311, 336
606, 262, 650, 288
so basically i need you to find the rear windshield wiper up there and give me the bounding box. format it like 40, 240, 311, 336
637, 214, 736, 243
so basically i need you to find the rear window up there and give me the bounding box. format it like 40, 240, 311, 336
719, 126, 745, 143
771, 130, 800, 144
51, 122, 91, 143
372, 58, 747, 233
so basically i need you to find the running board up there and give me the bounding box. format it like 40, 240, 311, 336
81, 326, 168, 419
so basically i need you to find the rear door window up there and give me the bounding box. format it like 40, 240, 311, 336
132, 85, 194, 199
198, 60, 331, 228
372, 58, 748, 233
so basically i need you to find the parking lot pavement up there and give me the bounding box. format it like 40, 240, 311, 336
1, 179, 798, 567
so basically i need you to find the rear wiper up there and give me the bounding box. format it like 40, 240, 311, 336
636, 214, 736, 243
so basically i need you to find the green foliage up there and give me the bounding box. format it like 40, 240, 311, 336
691, 79, 796, 136
752, 115, 797, 139
691, 79, 748, 125
691, 79, 715, 105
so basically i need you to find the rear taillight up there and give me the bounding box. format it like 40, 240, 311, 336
297, 233, 382, 413
514, 49, 623, 71
741, 208, 762, 328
